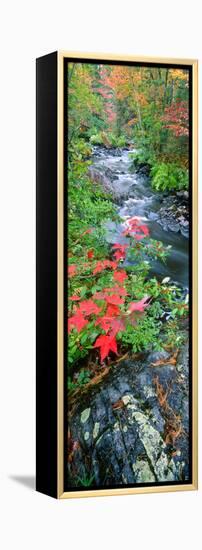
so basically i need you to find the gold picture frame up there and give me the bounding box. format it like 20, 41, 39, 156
36, 51, 198, 499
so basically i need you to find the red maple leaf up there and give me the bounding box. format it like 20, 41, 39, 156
93, 261, 103, 274
93, 260, 117, 275
122, 218, 149, 240
69, 295, 81, 301
68, 265, 77, 278
112, 243, 128, 260
112, 243, 128, 251
95, 317, 125, 335
92, 291, 106, 300
95, 316, 112, 331
109, 261, 118, 269
106, 295, 124, 305
93, 334, 118, 362
113, 270, 128, 283
113, 249, 126, 261
110, 318, 125, 336
87, 249, 94, 259
106, 304, 120, 317
68, 314, 88, 333
77, 299, 102, 316
128, 296, 150, 313
136, 224, 149, 237
104, 286, 128, 296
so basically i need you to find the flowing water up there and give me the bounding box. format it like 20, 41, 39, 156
92, 147, 189, 288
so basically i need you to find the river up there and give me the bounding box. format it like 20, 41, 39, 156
91, 146, 189, 288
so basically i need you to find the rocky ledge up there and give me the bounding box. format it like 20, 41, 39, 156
88, 164, 132, 204
152, 191, 189, 238
68, 342, 189, 488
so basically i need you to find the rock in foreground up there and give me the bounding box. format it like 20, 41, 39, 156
67, 344, 189, 488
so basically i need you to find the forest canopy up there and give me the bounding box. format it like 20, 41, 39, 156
68, 63, 189, 189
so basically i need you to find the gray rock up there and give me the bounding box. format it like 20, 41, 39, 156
181, 227, 189, 238
148, 212, 159, 221
167, 222, 180, 233
181, 220, 189, 227
68, 340, 190, 488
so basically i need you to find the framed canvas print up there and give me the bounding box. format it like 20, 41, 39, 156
36, 51, 198, 499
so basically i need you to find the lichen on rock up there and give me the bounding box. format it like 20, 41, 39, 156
80, 408, 91, 424
68, 347, 189, 487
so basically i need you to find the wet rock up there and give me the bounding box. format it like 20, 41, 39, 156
131, 161, 151, 176
167, 222, 180, 233
87, 166, 114, 196
155, 189, 189, 238
88, 164, 133, 204
68, 342, 190, 488
177, 190, 189, 200
148, 212, 159, 221
105, 167, 119, 181
181, 227, 189, 238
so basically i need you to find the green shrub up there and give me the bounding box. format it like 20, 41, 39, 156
116, 135, 127, 147
90, 132, 103, 145
151, 162, 188, 192
90, 132, 127, 148
129, 149, 155, 168
107, 132, 126, 147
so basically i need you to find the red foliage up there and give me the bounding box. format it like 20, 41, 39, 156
68, 314, 88, 333
69, 295, 81, 301
93, 333, 118, 362
93, 260, 117, 274
161, 100, 189, 137
106, 304, 120, 317
112, 243, 128, 261
104, 286, 128, 296
68, 264, 77, 277
128, 296, 150, 313
110, 318, 125, 336
76, 299, 102, 316
113, 250, 126, 261
95, 316, 112, 331
122, 217, 149, 240
112, 243, 128, 252
92, 291, 107, 300
68, 221, 152, 362
106, 295, 124, 305
113, 270, 128, 283
95, 316, 125, 335
93, 285, 128, 301
87, 249, 94, 259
